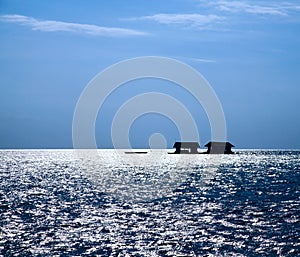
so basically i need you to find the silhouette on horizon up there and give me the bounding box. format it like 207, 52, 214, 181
204, 141, 234, 154
170, 141, 234, 154
172, 142, 200, 154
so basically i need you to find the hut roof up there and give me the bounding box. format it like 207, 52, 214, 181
173, 142, 200, 148
204, 141, 234, 147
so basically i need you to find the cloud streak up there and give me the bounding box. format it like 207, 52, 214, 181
207, 1, 300, 16
127, 13, 224, 29
172, 56, 217, 63
190, 57, 216, 63
0, 14, 147, 36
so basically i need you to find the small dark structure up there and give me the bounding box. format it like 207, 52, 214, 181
172, 142, 200, 154
125, 151, 148, 154
204, 141, 234, 154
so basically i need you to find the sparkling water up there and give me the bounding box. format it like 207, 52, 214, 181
0, 150, 299, 256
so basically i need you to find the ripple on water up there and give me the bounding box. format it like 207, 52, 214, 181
0, 150, 299, 256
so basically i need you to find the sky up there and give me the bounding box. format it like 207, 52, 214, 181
0, 0, 300, 149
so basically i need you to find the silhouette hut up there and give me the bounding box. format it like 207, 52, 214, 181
204, 141, 234, 154
172, 142, 200, 154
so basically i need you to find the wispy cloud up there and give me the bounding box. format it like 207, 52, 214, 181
0, 14, 147, 36
127, 13, 224, 29
189, 57, 216, 63
172, 56, 217, 64
206, 1, 300, 16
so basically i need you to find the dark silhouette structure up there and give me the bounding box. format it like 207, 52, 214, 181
204, 141, 234, 154
172, 142, 200, 154
125, 151, 148, 154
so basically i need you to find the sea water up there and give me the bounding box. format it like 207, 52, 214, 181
0, 150, 299, 256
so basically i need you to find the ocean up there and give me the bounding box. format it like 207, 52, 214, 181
0, 150, 299, 256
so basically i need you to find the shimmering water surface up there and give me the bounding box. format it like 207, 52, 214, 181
0, 150, 299, 256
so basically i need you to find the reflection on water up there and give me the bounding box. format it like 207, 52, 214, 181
76, 150, 222, 202
0, 150, 299, 256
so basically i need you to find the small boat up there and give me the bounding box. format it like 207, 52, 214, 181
125, 151, 148, 154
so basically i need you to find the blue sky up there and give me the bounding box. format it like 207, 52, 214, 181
0, 0, 300, 149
